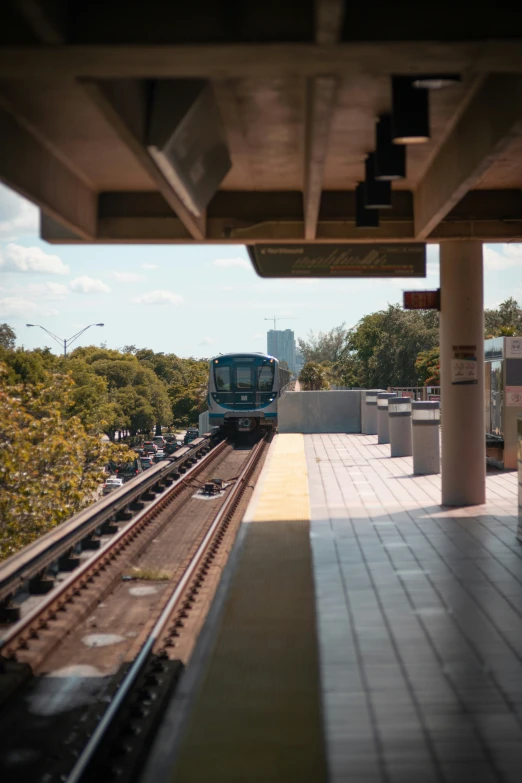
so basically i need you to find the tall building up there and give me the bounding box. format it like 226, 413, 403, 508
267, 329, 296, 372
294, 347, 305, 375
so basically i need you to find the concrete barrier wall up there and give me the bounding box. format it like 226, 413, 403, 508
278, 391, 362, 433
198, 410, 210, 434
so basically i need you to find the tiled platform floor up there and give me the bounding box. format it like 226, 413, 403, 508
308, 433, 522, 783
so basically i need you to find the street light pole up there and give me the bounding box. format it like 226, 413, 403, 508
26, 323, 104, 356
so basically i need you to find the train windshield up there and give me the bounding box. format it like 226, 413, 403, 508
257, 365, 275, 390
213, 358, 275, 391
236, 366, 253, 389
215, 366, 231, 391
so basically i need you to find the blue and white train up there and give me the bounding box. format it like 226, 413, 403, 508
208, 352, 291, 433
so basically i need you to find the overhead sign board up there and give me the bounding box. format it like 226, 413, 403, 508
403, 289, 440, 310
248, 244, 426, 278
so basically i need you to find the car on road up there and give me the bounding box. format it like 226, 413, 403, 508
154, 450, 165, 462
183, 428, 199, 445
102, 476, 124, 495
140, 456, 154, 470
143, 441, 158, 454
153, 435, 166, 448
164, 441, 180, 455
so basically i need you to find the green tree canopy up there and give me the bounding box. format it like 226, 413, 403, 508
299, 362, 330, 390
0, 323, 16, 350
0, 368, 132, 560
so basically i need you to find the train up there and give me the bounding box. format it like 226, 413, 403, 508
207, 352, 292, 433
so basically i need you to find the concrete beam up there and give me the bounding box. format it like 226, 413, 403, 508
0, 102, 96, 239
0, 41, 517, 80
303, 77, 337, 240
81, 80, 206, 240
13, 0, 66, 44
42, 214, 522, 245
315, 0, 345, 45
414, 74, 522, 239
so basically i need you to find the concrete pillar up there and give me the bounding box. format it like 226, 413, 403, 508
377, 392, 396, 444
362, 389, 383, 435
389, 397, 412, 457
440, 241, 485, 505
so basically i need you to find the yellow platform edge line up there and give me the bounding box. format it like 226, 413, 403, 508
248, 433, 310, 523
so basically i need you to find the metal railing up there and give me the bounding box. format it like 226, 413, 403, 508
0, 434, 220, 605
388, 386, 441, 401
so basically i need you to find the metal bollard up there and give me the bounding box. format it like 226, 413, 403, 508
389, 397, 412, 457
362, 389, 384, 435
412, 401, 440, 474
377, 393, 397, 445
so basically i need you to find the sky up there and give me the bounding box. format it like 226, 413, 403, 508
1, 182, 522, 358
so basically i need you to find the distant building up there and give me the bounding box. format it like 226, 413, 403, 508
267, 329, 296, 372
294, 348, 305, 375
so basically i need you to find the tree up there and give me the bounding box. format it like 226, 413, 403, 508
347, 305, 439, 388
0, 323, 16, 350
484, 297, 522, 337
0, 368, 133, 560
299, 362, 330, 390
415, 346, 440, 386
298, 324, 349, 364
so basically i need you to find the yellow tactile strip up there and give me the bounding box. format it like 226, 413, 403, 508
171, 434, 327, 782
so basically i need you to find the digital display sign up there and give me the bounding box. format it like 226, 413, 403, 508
403, 289, 440, 310
248, 243, 426, 278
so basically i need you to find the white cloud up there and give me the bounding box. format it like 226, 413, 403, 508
483, 246, 521, 271
0, 296, 58, 318
24, 282, 70, 300
199, 336, 216, 346
113, 271, 145, 283
212, 257, 250, 270
69, 276, 111, 294
0, 243, 69, 275
501, 243, 522, 257
0, 186, 39, 239
132, 289, 183, 306
141, 263, 159, 270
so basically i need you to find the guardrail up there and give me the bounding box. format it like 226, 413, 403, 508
388, 386, 441, 401
0, 434, 220, 606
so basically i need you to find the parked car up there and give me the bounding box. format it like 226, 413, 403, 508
140, 456, 154, 470
102, 476, 124, 495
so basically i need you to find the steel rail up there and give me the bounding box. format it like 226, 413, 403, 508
0, 438, 228, 656
0, 436, 217, 604
65, 435, 267, 783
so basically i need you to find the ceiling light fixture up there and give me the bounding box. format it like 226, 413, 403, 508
355, 183, 379, 228
391, 76, 430, 145
374, 115, 406, 181
411, 74, 461, 90
364, 154, 392, 208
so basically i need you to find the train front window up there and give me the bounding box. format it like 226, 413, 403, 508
257, 365, 275, 391
215, 365, 231, 391
236, 366, 252, 389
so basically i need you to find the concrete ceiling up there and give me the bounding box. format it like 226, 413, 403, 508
2, 1, 522, 245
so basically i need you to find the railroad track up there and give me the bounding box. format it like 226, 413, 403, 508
0, 435, 220, 621
0, 434, 268, 783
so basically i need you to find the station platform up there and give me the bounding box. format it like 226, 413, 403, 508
141, 433, 522, 783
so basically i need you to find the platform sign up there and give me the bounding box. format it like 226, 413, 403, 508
403, 289, 440, 310
248, 243, 426, 278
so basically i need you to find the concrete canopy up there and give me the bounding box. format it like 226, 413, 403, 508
2, 1, 522, 246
